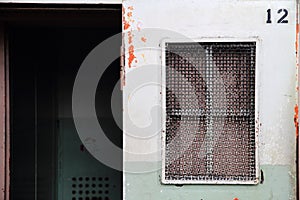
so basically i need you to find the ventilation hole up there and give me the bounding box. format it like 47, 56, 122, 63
105, 184, 109, 188
85, 197, 90, 200
86, 177, 90, 181
105, 190, 109, 194
92, 190, 96, 194
85, 190, 90, 195
72, 177, 77, 181
72, 190, 76, 194
98, 190, 103, 194
98, 198, 102, 200
105, 197, 109, 200
79, 198, 83, 200
98, 184, 103, 187
72, 184, 76, 188
104, 177, 109, 181
72, 198, 76, 200
98, 177, 103, 181
85, 184, 89, 188
79, 177, 83, 181
92, 177, 96, 181
79, 184, 83, 188
92, 197, 97, 200
79, 190, 83, 195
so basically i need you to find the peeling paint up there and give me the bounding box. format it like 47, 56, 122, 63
128, 6, 134, 10
124, 21, 130, 30
127, 12, 132, 18
122, 6, 130, 30
141, 37, 147, 43
128, 31, 133, 44
123, 5, 134, 31
294, 105, 299, 137
128, 45, 136, 68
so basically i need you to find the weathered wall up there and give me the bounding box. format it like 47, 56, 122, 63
0, 0, 121, 4
122, 0, 298, 199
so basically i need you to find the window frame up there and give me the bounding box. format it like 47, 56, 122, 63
161, 37, 261, 185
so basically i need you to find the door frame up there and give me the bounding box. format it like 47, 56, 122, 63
0, 22, 9, 200
0, 3, 121, 199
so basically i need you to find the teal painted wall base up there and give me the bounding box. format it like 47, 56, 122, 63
124, 163, 296, 200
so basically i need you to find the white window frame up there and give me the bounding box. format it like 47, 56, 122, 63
161, 37, 261, 185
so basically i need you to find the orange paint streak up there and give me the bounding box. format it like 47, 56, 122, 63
141, 37, 147, 43
128, 45, 136, 68
233, 198, 239, 200
122, 6, 131, 30
128, 6, 134, 10
294, 105, 299, 137
124, 22, 130, 30
127, 12, 132, 18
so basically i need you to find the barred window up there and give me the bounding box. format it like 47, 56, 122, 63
162, 42, 258, 184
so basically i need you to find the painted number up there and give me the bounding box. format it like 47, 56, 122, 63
266, 9, 289, 24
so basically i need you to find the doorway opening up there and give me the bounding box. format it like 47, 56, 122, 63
5, 5, 122, 200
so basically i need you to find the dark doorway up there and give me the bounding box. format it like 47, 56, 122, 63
7, 6, 122, 200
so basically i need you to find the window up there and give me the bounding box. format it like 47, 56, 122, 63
162, 41, 258, 184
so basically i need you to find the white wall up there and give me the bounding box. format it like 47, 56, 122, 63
0, 0, 121, 4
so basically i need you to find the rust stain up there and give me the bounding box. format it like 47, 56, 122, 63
124, 22, 130, 30
128, 31, 133, 44
141, 37, 147, 43
294, 105, 299, 137
122, 5, 133, 31
128, 6, 134, 10
128, 45, 136, 68
122, 6, 131, 30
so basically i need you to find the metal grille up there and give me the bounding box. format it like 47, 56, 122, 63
71, 176, 111, 200
163, 42, 256, 184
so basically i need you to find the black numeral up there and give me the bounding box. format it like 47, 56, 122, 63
266, 9, 272, 23
266, 9, 289, 24
277, 9, 288, 23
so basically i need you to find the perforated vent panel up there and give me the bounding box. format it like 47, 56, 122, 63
163, 42, 257, 184
71, 176, 111, 200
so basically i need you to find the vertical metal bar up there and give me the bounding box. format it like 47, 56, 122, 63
206, 46, 214, 175
34, 68, 38, 200
0, 22, 6, 200
297, 0, 300, 198
5, 24, 9, 200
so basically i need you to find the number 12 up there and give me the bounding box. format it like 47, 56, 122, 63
266, 9, 288, 24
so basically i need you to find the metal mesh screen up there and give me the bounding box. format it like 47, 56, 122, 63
164, 42, 256, 183
71, 176, 111, 200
